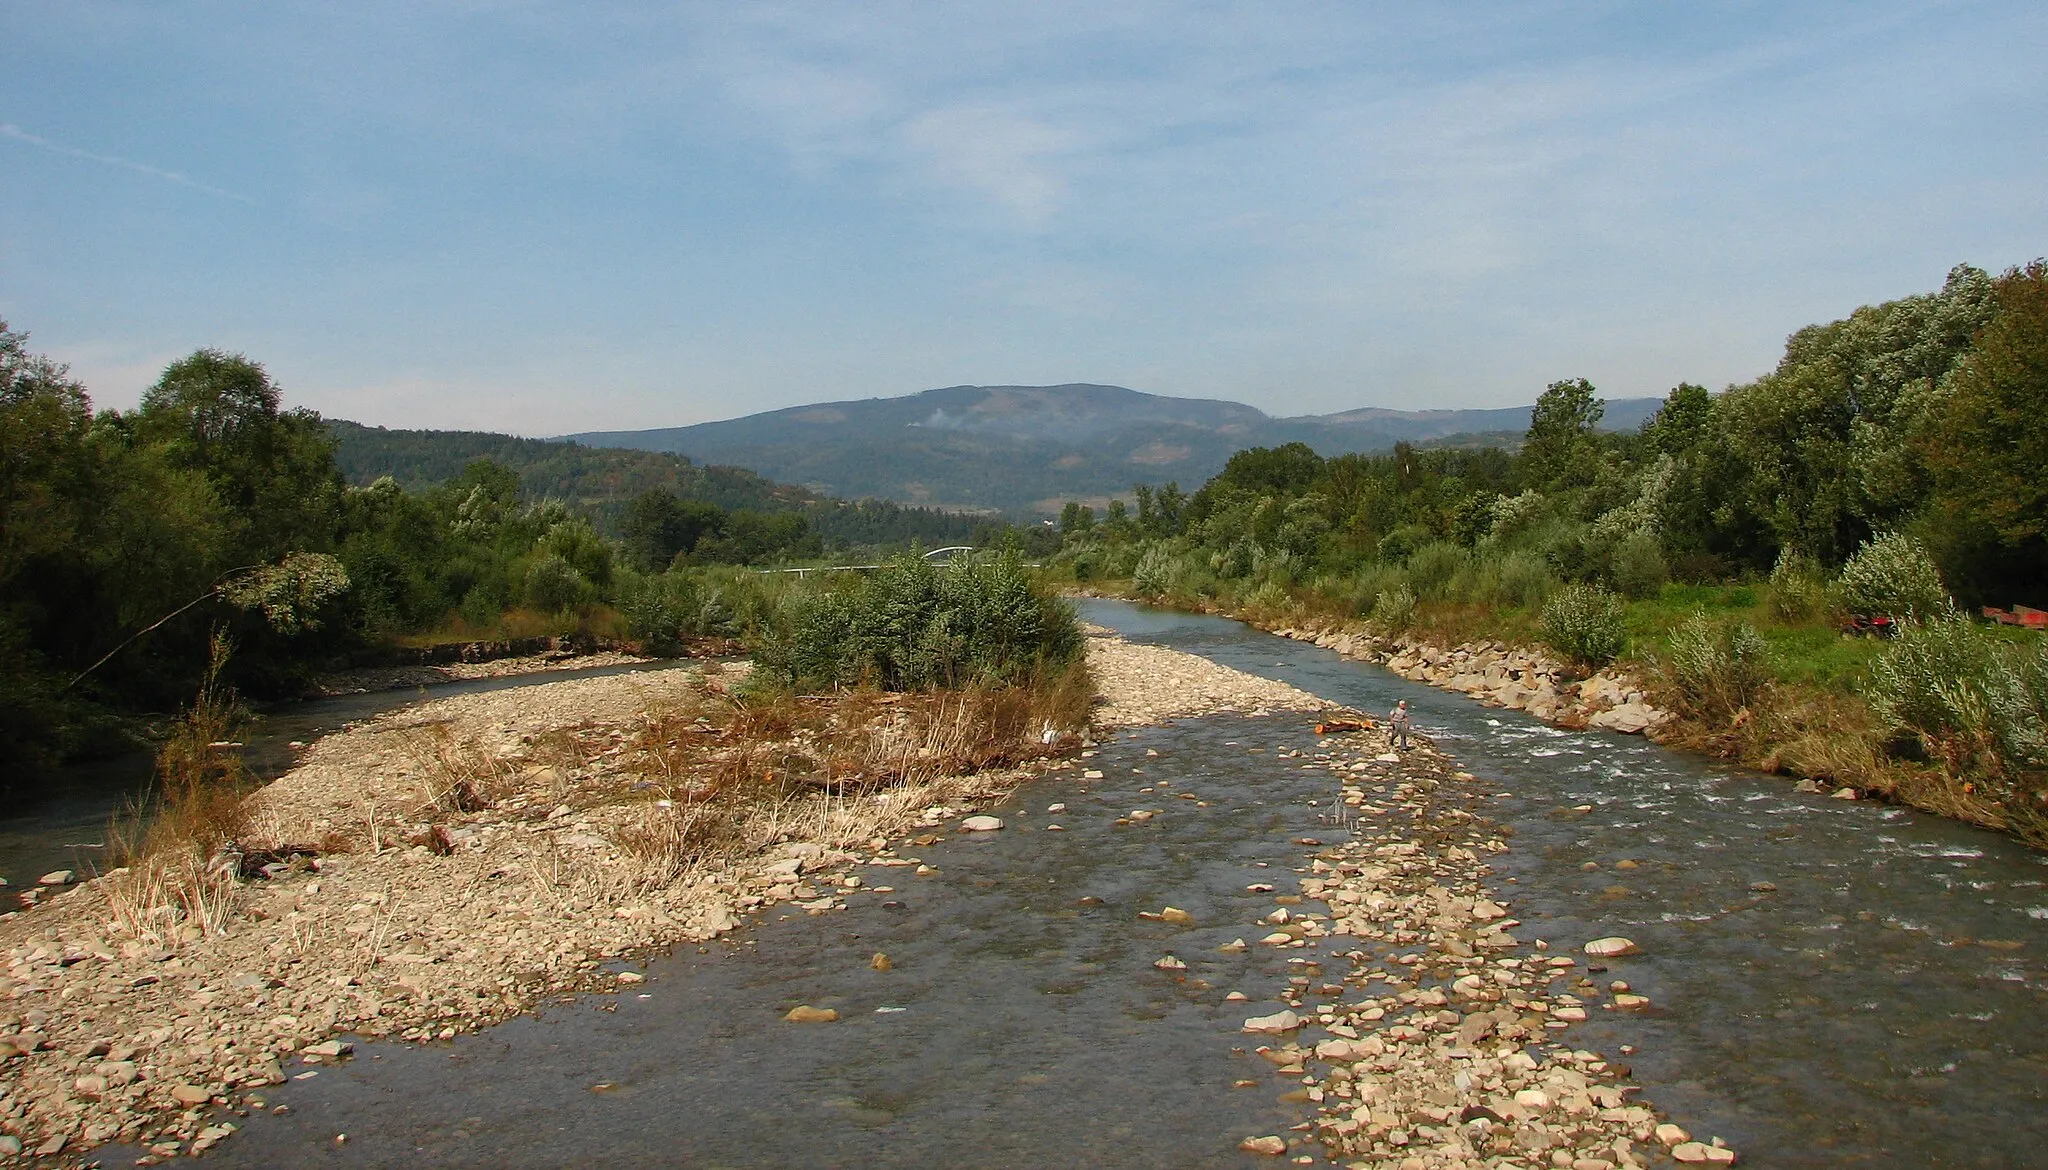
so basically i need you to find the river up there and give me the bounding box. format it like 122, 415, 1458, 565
79, 602, 2048, 1166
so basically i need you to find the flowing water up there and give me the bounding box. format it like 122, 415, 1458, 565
99, 604, 2048, 1166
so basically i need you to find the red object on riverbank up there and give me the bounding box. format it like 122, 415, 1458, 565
1983, 605, 2048, 628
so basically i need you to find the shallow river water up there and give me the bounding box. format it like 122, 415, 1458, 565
109, 604, 2048, 1166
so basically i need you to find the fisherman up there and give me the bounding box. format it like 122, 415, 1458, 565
1388, 699, 1413, 750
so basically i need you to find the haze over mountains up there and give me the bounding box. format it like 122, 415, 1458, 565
567, 384, 1660, 515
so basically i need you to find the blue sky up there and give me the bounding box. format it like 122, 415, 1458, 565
3, 1, 2042, 435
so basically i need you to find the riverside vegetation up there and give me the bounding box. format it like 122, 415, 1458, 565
0, 326, 1042, 787
1046, 261, 2048, 846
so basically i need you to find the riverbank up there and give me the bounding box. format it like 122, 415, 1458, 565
0, 629, 1336, 1162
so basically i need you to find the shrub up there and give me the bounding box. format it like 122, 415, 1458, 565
1068, 546, 1101, 582
1132, 543, 1176, 599
523, 555, 589, 613
1377, 525, 1433, 563
1495, 550, 1556, 609
1370, 584, 1416, 632
1865, 612, 2048, 775
1406, 542, 1467, 600
1838, 532, 1949, 620
1768, 549, 1831, 622
1664, 609, 1773, 720
758, 551, 1081, 691
1611, 533, 1669, 600
1541, 584, 1627, 668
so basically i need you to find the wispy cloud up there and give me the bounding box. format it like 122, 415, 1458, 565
0, 123, 254, 203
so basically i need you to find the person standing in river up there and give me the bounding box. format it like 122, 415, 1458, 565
1389, 700, 1412, 750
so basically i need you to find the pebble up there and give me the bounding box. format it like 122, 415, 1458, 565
1242, 1010, 1301, 1034
36, 870, 75, 886
960, 816, 1005, 832
1239, 1135, 1288, 1155
784, 1005, 839, 1023
1583, 936, 1641, 957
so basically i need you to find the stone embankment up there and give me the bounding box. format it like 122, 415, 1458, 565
1271, 625, 1675, 737
0, 631, 1326, 1164
1229, 722, 1734, 1168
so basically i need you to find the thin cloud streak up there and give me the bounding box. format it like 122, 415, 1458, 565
0, 123, 255, 203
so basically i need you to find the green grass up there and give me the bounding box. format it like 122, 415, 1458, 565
1618, 583, 1879, 692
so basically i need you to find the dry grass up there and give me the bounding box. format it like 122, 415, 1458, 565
101, 634, 255, 945
602, 659, 1094, 889
395, 721, 514, 815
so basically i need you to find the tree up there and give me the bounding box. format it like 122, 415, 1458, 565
136, 350, 341, 562
1520, 378, 1604, 491
1643, 383, 1711, 456
620, 488, 726, 571
1058, 501, 1095, 538
1214, 443, 1325, 497
1922, 260, 2048, 604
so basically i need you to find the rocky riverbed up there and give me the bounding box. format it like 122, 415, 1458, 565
1234, 721, 1735, 1168
0, 628, 1338, 1164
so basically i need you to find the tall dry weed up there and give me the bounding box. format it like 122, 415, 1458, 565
101, 631, 254, 944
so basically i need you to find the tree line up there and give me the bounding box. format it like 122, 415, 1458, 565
0, 333, 997, 779
1055, 261, 2046, 610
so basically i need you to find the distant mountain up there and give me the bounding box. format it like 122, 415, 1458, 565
566, 384, 1662, 515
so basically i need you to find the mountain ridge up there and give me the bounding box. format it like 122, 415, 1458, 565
566, 384, 1662, 514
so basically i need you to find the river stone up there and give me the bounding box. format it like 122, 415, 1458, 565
1583, 937, 1640, 958
1153, 954, 1187, 971
37, 870, 75, 886
1242, 1009, 1301, 1034
170, 1083, 212, 1105
1655, 1123, 1691, 1146
1160, 906, 1194, 925
784, 1005, 838, 1023
1239, 1135, 1288, 1155
960, 816, 1005, 832
1670, 1142, 1713, 1163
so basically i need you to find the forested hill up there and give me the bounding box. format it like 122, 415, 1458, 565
326, 420, 988, 548
328, 420, 814, 513
565, 383, 1663, 514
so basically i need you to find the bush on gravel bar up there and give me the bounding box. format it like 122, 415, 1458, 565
757, 551, 1082, 692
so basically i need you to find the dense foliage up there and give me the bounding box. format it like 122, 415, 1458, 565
1052, 261, 2048, 616
0, 329, 1021, 783
757, 552, 1082, 692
